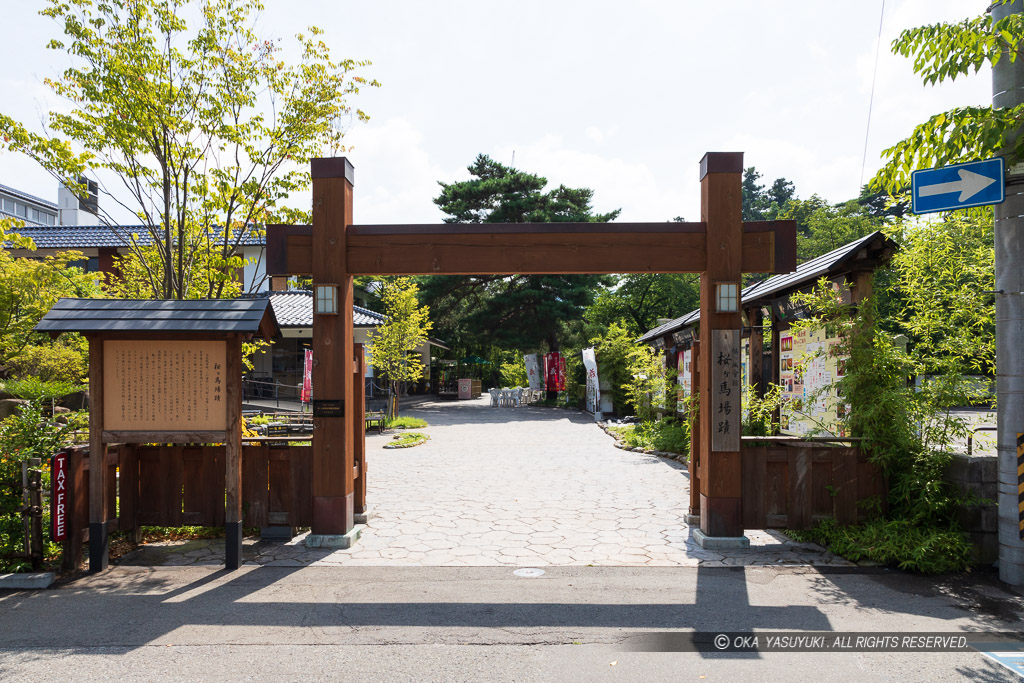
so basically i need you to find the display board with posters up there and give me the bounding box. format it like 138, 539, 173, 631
779, 327, 846, 436
676, 349, 691, 413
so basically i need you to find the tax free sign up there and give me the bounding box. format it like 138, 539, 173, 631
911, 158, 1005, 214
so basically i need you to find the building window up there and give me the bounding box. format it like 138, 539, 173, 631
15, 203, 26, 218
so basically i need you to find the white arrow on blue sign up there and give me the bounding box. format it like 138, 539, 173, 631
911, 158, 1005, 214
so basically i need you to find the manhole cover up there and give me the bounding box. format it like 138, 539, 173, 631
513, 568, 545, 578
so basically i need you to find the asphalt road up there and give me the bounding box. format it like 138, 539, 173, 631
1, 564, 1022, 681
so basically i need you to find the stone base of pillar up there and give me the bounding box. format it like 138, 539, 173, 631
306, 526, 362, 550
693, 528, 750, 550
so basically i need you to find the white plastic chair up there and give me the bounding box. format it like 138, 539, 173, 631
488, 388, 500, 407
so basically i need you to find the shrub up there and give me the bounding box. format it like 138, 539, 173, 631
7, 340, 88, 384
611, 417, 690, 454
0, 399, 85, 571
2, 377, 86, 402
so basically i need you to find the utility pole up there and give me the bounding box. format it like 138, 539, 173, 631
992, 0, 1024, 585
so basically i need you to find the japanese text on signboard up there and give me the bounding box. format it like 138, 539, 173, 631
103, 339, 227, 431
711, 329, 741, 451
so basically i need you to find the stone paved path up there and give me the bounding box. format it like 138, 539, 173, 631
124, 396, 853, 569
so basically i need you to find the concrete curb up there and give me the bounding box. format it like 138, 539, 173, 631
0, 572, 55, 590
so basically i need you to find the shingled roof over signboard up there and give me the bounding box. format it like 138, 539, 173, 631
35, 298, 278, 338
637, 231, 897, 344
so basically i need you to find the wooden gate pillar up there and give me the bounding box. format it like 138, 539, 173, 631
310, 158, 357, 541
696, 153, 746, 542
353, 343, 368, 518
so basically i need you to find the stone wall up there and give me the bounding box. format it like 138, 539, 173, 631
944, 453, 999, 564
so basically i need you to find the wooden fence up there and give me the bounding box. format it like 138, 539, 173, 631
740, 442, 886, 529
58, 443, 313, 569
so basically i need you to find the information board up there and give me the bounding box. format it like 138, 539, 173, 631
103, 339, 227, 431
779, 327, 845, 437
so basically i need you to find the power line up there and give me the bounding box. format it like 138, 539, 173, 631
860, 0, 887, 193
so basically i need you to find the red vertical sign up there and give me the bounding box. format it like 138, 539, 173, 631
301, 349, 313, 403
51, 451, 68, 542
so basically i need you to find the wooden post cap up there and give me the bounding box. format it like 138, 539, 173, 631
311, 157, 355, 184
699, 152, 744, 180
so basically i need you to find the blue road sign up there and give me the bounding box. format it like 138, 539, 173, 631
911, 158, 1005, 214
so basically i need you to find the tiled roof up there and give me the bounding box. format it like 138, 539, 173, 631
35, 298, 277, 335
247, 291, 387, 328
636, 231, 897, 344
9, 223, 267, 249
0, 183, 58, 210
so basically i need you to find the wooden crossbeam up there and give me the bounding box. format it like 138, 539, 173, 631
266, 220, 795, 277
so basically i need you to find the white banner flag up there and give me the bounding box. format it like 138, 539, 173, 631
582, 347, 600, 413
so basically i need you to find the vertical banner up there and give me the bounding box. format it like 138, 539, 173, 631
544, 352, 560, 392
557, 355, 567, 391
711, 330, 741, 452
51, 451, 68, 542
524, 354, 542, 390
301, 349, 313, 403
582, 348, 599, 413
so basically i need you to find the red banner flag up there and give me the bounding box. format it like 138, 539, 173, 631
301, 349, 313, 403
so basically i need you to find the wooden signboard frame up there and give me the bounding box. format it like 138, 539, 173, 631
267, 152, 797, 545
86, 332, 244, 572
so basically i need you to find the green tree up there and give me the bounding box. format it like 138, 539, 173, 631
742, 166, 796, 221
872, 3, 1024, 192
369, 278, 433, 419
0, 219, 103, 368
585, 273, 699, 337
782, 198, 885, 262
886, 209, 995, 380
0, 0, 378, 299
425, 154, 619, 352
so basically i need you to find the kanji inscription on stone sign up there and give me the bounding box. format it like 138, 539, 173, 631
103, 339, 227, 431
711, 329, 741, 452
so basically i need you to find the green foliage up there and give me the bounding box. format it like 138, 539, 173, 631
623, 342, 671, 422
498, 357, 528, 388
585, 273, 699, 337
587, 322, 636, 417
0, 219, 103, 367
2, 377, 86, 402
742, 382, 784, 437
424, 154, 617, 351
780, 198, 886, 262
386, 416, 427, 429
7, 339, 89, 384
788, 518, 971, 574
872, 4, 1024, 193
742, 166, 796, 221
610, 417, 690, 454
0, 0, 378, 299
885, 210, 995, 378
369, 277, 433, 418
788, 268, 978, 569
383, 432, 428, 449
0, 400, 85, 571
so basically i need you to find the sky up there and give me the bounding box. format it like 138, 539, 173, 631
0, 0, 994, 225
